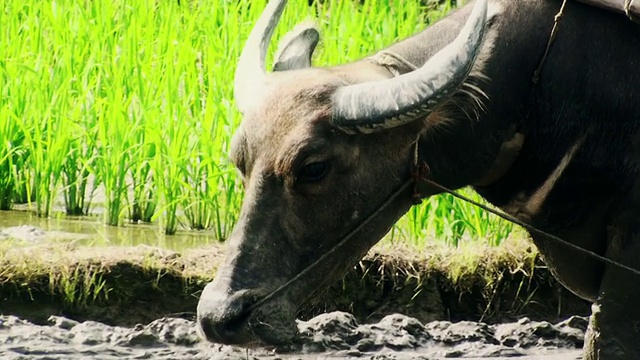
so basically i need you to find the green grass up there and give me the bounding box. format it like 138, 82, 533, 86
0, 0, 518, 245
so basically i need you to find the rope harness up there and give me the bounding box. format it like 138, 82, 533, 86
409, 139, 640, 279
535, 0, 640, 84
532, 0, 568, 84
416, 168, 640, 279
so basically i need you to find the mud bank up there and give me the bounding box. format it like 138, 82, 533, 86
0, 228, 590, 328
0, 312, 584, 359
0, 224, 592, 358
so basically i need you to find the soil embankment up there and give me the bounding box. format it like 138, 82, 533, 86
0, 224, 592, 358
0, 230, 590, 327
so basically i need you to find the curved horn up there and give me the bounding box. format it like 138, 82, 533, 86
273, 22, 320, 72
331, 0, 488, 133
234, 0, 288, 113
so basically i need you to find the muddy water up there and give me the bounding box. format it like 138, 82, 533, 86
0, 210, 215, 249
0, 312, 583, 359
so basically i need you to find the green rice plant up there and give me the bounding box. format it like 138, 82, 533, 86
309, 0, 426, 64
0, 69, 14, 210
23, 3, 89, 217
423, 0, 459, 24
401, 189, 517, 247
2, 0, 521, 247
60, 38, 102, 216
128, 122, 157, 223
0, 111, 26, 210
152, 132, 186, 235
4, 1, 97, 216
61, 102, 99, 216
119, 1, 161, 225
0, 13, 31, 209
10, 136, 34, 206
11, 171, 34, 205
147, 0, 198, 235
85, 0, 148, 226
63, 134, 96, 216
92, 95, 134, 226
180, 153, 215, 231
169, 2, 217, 231
17, 114, 69, 217
210, 167, 244, 241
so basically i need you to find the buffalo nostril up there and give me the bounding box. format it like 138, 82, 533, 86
198, 314, 246, 344
197, 288, 258, 345
197, 315, 219, 343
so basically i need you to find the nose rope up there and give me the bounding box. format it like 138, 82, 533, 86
245, 175, 416, 315
245, 138, 423, 315
245, 139, 640, 320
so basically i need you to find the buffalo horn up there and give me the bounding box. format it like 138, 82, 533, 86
234, 0, 288, 113
331, 0, 488, 133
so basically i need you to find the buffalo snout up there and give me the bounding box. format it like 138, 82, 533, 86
197, 280, 299, 346
196, 284, 258, 345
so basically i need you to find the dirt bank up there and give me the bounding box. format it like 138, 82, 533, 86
0, 231, 590, 328
0, 224, 593, 358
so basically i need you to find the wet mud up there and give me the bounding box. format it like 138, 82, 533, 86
0, 312, 583, 359
1, 217, 588, 359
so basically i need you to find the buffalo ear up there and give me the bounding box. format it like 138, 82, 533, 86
273, 21, 320, 71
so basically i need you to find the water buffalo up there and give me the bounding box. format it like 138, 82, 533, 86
197, 0, 640, 358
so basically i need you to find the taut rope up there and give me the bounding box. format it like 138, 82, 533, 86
245, 139, 640, 320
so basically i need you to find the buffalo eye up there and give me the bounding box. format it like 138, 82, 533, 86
297, 161, 329, 183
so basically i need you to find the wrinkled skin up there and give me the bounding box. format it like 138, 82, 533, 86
197, 1, 640, 358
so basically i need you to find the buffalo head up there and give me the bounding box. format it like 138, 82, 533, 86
197, 0, 488, 346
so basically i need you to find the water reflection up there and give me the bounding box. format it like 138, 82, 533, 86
0, 210, 217, 250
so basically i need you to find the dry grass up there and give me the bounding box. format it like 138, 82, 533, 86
0, 241, 225, 282
0, 241, 224, 323
374, 235, 538, 287
0, 236, 537, 296
0, 237, 549, 324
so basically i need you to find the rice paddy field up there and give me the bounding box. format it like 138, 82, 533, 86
1, 0, 520, 247
0, 5, 591, 357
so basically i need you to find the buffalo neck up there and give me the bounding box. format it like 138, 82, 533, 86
376, 1, 560, 201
